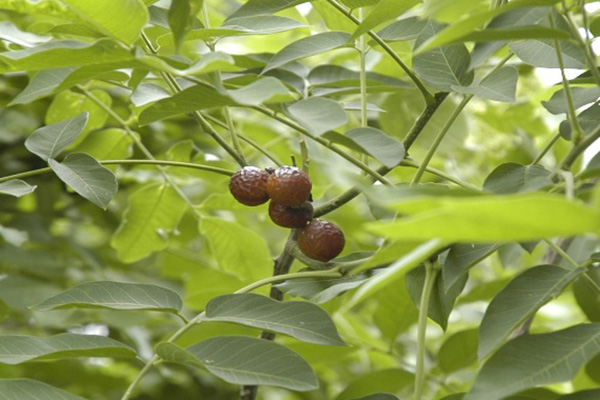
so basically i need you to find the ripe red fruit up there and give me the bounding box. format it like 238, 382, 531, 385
266, 166, 311, 207
297, 220, 345, 262
268, 201, 313, 228
229, 166, 270, 206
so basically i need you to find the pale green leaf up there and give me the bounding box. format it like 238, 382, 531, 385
0, 333, 135, 364
452, 66, 518, 102
45, 90, 111, 140
131, 83, 170, 107
367, 193, 600, 242
0, 379, 87, 400
0, 21, 51, 47
9, 68, 74, 106
159, 336, 318, 391
376, 17, 427, 41
200, 217, 273, 281
111, 183, 187, 263
542, 87, 600, 115
335, 369, 411, 400
340, 0, 380, 9
0, 180, 37, 197
483, 162, 553, 194
222, 15, 305, 33
60, 0, 148, 45
351, 0, 419, 40
286, 97, 348, 135
465, 324, 600, 400
227, 0, 309, 20
49, 153, 118, 209
510, 39, 586, 68
276, 273, 369, 303
25, 113, 89, 161
479, 265, 586, 358
33, 281, 182, 313
226, 77, 293, 105
74, 128, 134, 163
344, 127, 405, 168
263, 32, 351, 73
203, 293, 346, 345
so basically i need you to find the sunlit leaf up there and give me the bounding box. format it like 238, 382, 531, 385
351, 0, 419, 40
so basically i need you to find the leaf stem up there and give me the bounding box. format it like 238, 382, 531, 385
324, 0, 435, 105
544, 238, 579, 269
358, 7, 368, 129
531, 131, 563, 165
556, 123, 600, 170
400, 159, 482, 192
414, 262, 439, 400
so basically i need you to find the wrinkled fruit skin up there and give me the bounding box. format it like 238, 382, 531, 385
229, 166, 270, 206
269, 201, 313, 228
298, 220, 345, 262
266, 166, 312, 207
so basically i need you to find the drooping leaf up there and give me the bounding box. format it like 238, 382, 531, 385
413, 21, 473, 91
367, 193, 600, 242
0, 333, 135, 364
286, 97, 349, 135
25, 113, 89, 161
452, 66, 518, 102
111, 183, 187, 263
157, 337, 318, 391
60, 0, 149, 45
33, 281, 183, 313
49, 153, 118, 209
465, 324, 600, 400
0, 180, 37, 197
479, 265, 586, 359
203, 293, 345, 345
439, 329, 479, 373
351, 0, 419, 40
0, 379, 87, 400
263, 32, 351, 73
542, 87, 600, 115
200, 217, 273, 282
483, 162, 553, 194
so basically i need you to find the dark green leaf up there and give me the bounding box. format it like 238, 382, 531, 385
286, 97, 349, 135
479, 265, 586, 358
0, 333, 135, 364
573, 267, 600, 322
483, 163, 553, 194
49, 153, 118, 209
276, 273, 369, 303
413, 21, 473, 91
562, 103, 600, 139
466, 324, 600, 400
0, 379, 87, 400
443, 243, 500, 290
453, 66, 518, 102
0, 180, 37, 197
559, 389, 600, 400
158, 337, 319, 391
350, 394, 401, 400
168, 0, 202, 52
542, 87, 600, 115
263, 32, 351, 73
439, 329, 479, 373
33, 281, 183, 313
25, 113, 89, 161
203, 293, 345, 345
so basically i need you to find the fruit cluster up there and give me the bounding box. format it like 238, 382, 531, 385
229, 166, 345, 262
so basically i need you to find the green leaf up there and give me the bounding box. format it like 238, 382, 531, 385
443, 243, 500, 290
351, 0, 419, 40
452, 66, 518, 102
168, 0, 203, 52
561, 103, 600, 140
452, 25, 569, 44
49, 153, 118, 209
367, 193, 600, 242
227, 0, 309, 20
286, 97, 349, 135
24, 112, 89, 161
276, 273, 369, 303
60, 0, 148, 45
341, 0, 380, 9
347, 239, 446, 308
406, 264, 468, 330
439, 329, 479, 373
9, 68, 74, 106
111, 183, 187, 263
138, 84, 236, 125
465, 324, 600, 400
0, 180, 37, 197
33, 281, 183, 313
344, 127, 405, 168
0, 379, 87, 400
376, 17, 427, 41
0, 333, 135, 364
509, 39, 586, 68
203, 293, 346, 345
483, 162, 553, 194
0, 21, 50, 46
263, 32, 351, 73
0, 39, 134, 73
222, 15, 305, 34
45, 90, 111, 140
560, 390, 600, 400
479, 265, 586, 359
573, 267, 600, 322
226, 77, 293, 105
336, 369, 412, 399
200, 217, 273, 281
158, 336, 319, 391
413, 21, 473, 92
415, 0, 561, 53
351, 395, 400, 400
542, 87, 600, 115
74, 128, 134, 163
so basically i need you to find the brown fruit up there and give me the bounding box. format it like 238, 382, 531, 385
229, 166, 270, 206
268, 201, 313, 228
297, 220, 345, 262
266, 166, 311, 207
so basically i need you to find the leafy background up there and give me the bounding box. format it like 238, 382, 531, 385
0, 0, 600, 399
